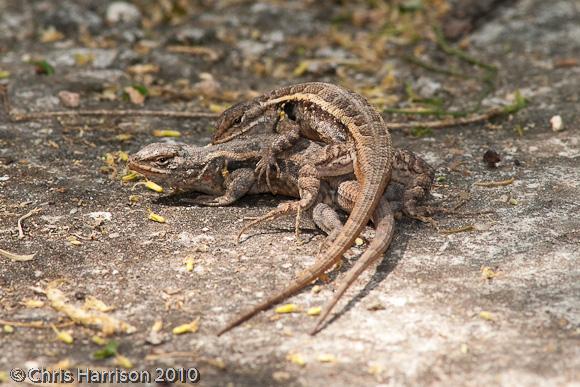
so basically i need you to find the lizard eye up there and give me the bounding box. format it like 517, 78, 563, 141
233, 115, 244, 125
155, 157, 170, 166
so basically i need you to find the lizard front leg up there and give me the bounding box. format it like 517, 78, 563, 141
190, 168, 256, 207
238, 142, 354, 242
255, 123, 301, 194
237, 164, 320, 243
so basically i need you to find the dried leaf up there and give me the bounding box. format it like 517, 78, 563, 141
122, 171, 140, 182
306, 306, 321, 316
40, 26, 64, 43
481, 266, 500, 280
67, 235, 82, 246
275, 304, 300, 314
317, 354, 336, 363
206, 358, 226, 369
91, 335, 107, 345
287, 353, 306, 366
148, 212, 166, 223
479, 311, 495, 321
0, 248, 36, 262
52, 325, 74, 344
114, 133, 133, 142
208, 103, 228, 113
47, 286, 136, 336
151, 320, 163, 333
152, 129, 181, 137
127, 64, 160, 75
23, 299, 45, 308
74, 53, 95, 66
115, 354, 133, 369
145, 181, 163, 193
172, 318, 200, 335
117, 151, 129, 162
166, 45, 220, 61
84, 296, 114, 312
184, 256, 195, 272
124, 86, 146, 105
104, 153, 116, 167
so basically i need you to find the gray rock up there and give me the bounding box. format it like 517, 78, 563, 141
414, 77, 442, 98
106, 1, 141, 25
173, 27, 215, 44
42, 3, 103, 35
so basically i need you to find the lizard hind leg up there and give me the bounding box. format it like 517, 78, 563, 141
237, 164, 321, 244
237, 201, 301, 244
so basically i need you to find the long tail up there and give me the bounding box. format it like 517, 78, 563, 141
216, 248, 342, 336
217, 83, 393, 335
218, 161, 390, 336
310, 199, 395, 335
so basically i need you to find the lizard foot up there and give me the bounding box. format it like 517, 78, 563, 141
255, 150, 281, 194
187, 195, 234, 207
236, 201, 299, 244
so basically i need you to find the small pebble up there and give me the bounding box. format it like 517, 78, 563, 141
550, 115, 563, 132
483, 149, 501, 168
58, 91, 80, 108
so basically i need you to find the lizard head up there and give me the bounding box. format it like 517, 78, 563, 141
128, 142, 188, 186
212, 99, 275, 144
128, 142, 221, 193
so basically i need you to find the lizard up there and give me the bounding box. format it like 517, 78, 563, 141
208, 82, 396, 333
128, 134, 434, 334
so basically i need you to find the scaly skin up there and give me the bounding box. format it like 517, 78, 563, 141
129, 135, 434, 334
211, 82, 394, 335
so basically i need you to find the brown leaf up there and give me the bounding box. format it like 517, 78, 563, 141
127, 64, 160, 75
58, 91, 80, 108
124, 86, 145, 105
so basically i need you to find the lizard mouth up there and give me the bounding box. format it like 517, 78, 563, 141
127, 161, 169, 176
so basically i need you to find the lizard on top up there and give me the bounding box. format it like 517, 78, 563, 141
209, 82, 395, 333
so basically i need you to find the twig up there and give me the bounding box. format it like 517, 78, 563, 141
474, 177, 515, 187
0, 84, 11, 120
9, 109, 218, 122
0, 319, 74, 329
387, 107, 504, 129
404, 55, 471, 79
440, 225, 475, 234
434, 26, 498, 72
0, 85, 218, 121
17, 207, 42, 239
145, 351, 198, 361
384, 107, 468, 117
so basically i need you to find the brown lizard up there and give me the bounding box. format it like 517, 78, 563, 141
129, 135, 434, 334
209, 82, 395, 333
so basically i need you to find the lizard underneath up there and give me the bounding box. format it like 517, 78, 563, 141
129, 132, 434, 334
